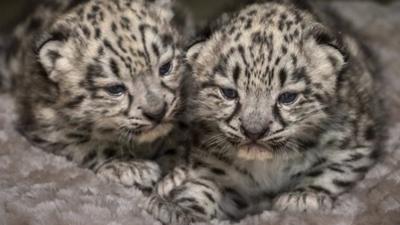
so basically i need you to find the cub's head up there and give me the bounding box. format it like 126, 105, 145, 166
187, 2, 348, 160
36, 0, 184, 143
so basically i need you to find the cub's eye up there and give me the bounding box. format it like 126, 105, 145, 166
159, 61, 173, 76
105, 84, 127, 96
220, 88, 239, 100
278, 92, 299, 105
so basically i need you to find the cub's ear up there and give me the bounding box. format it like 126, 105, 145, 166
36, 31, 70, 82
147, 0, 176, 22
185, 39, 206, 64
305, 25, 349, 70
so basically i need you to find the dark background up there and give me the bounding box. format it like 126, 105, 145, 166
0, 0, 396, 33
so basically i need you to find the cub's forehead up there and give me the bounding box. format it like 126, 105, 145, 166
218, 3, 311, 51
59, 0, 176, 44
39, 0, 180, 80
195, 3, 315, 72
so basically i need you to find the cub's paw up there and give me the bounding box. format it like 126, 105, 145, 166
272, 190, 333, 212
146, 194, 199, 225
96, 160, 161, 192
156, 167, 187, 197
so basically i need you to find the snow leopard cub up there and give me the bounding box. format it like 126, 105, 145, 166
0, 0, 188, 191
147, 0, 381, 223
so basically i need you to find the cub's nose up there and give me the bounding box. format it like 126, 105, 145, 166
240, 124, 270, 141
142, 103, 167, 124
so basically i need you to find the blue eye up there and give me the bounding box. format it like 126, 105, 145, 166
278, 92, 298, 105
220, 88, 239, 100
159, 61, 173, 76
105, 84, 126, 96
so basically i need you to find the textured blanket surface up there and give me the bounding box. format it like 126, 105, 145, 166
1, 1, 400, 225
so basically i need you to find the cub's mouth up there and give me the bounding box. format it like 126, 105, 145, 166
237, 143, 274, 161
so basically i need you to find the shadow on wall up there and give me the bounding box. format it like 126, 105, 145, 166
0, 0, 396, 33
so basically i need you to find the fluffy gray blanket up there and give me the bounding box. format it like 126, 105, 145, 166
1, 1, 399, 225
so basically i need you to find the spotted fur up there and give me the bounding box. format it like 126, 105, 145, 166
147, 0, 381, 223
0, 0, 189, 191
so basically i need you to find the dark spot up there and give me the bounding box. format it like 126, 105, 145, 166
328, 166, 345, 173
164, 148, 177, 155
66, 154, 74, 161
278, 20, 284, 31
328, 55, 339, 68
297, 138, 318, 151
369, 149, 380, 160
333, 179, 353, 188
261, 191, 275, 199
234, 33, 242, 41
311, 158, 327, 167
32, 136, 47, 144
95, 28, 102, 39
314, 30, 335, 46
168, 186, 185, 199
82, 26, 91, 39
202, 191, 215, 203
344, 153, 363, 162
161, 34, 173, 47
291, 54, 297, 66
65, 95, 85, 108
314, 83, 323, 89
151, 43, 160, 58
66, 133, 87, 140
111, 22, 118, 33
281, 46, 288, 54
272, 105, 287, 127
292, 67, 309, 83
306, 170, 323, 177
247, 10, 257, 16
210, 168, 226, 176
314, 93, 325, 103
232, 197, 248, 210
224, 187, 248, 209
46, 50, 61, 65
224, 187, 240, 195
82, 150, 97, 166
275, 57, 281, 66
92, 5, 100, 12
225, 102, 241, 124
279, 69, 287, 87
365, 126, 375, 141
353, 166, 370, 173
191, 180, 212, 190
192, 160, 209, 169
290, 172, 303, 179
109, 58, 120, 78
97, 46, 105, 56
103, 148, 116, 158
308, 185, 332, 195
189, 205, 206, 215
232, 64, 241, 84
293, 29, 300, 38
87, 62, 105, 78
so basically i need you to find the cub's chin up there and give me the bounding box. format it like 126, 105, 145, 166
136, 123, 174, 143
237, 143, 274, 161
